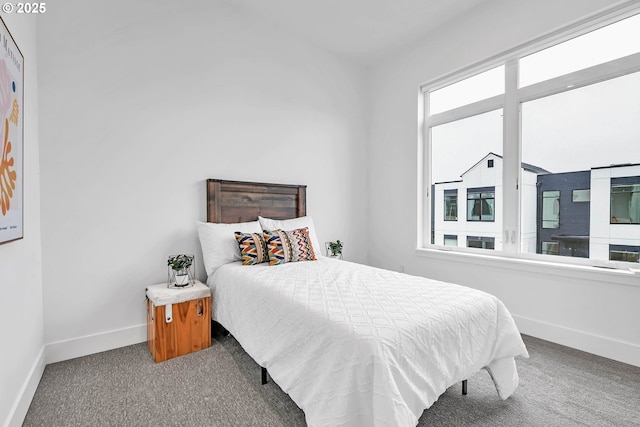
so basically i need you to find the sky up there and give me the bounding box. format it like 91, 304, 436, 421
430, 13, 640, 184
522, 71, 640, 175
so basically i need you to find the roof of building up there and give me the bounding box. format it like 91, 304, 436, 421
459, 152, 550, 178
521, 160, 551, 175
433, 154, 640, 186
591, 162, 640, 170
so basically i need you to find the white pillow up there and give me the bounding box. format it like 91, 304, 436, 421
197, 220, 262, 277
258, 215, 322, 257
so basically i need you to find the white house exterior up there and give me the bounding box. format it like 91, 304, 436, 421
590, 164, 640, 262
433, 155, 640, 263
432, 153, 545, 251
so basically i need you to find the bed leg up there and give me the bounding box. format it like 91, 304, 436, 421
462, 380, 468, 395
261, 367, 268, 385
211, 320, 229, 338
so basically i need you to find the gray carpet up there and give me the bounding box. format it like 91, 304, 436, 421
23, 334, 640, 426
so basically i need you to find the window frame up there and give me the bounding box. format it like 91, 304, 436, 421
444, 189, 458, 221
444, 234, 458, 246
541, 190, 560, 229
609, 244, 640, 262
572, 189, 590, 202
610, 176, 640, 224
541, 241, 559, 256
466, 187, 495, 222
417, 3, 640, 271
467, 236, 495, 250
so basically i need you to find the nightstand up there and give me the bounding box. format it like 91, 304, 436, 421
146, 281, 211, 362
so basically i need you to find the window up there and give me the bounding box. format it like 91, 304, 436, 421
444, 190, 458, 221
467, 188, 495, 222
421, 8, 640, 268
610, 177, 640, 224
609, 245, 640, 262
541, 241, 559, 255
542, 191, 560, 229
554, 237, 589, 258
430, 65, 504, 114
444, 235, 458, 246
572, 189, 590, 202
521, 71, 640, 259
467, 236, 495, 250
519, 13, 640, 86
430, 110, 502, 251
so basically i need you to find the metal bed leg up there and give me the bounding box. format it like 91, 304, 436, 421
261, 367, 268, 385
211, 320, 230, 338
462, 380, 467, 395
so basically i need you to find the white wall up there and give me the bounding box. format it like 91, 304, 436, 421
37, 0, 368, 361
0, 12, 44, 427
368, 0, 640, 366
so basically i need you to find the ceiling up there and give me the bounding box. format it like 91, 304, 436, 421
227, 0, 489, 63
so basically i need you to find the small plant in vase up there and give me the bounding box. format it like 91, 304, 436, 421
167, 254, 194, 287
327, 240, 343, 259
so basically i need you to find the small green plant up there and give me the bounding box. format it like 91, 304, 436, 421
167, 254, 194, 272
328, 240, 343, 256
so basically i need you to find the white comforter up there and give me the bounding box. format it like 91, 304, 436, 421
209, 258, 528, 426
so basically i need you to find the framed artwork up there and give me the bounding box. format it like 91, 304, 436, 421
0, 16, 23, 245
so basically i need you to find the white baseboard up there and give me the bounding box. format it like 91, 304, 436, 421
514, 314, 640, 367
3, 347, 45, 427
3, 325, 146, 426
45, 323, 147, 364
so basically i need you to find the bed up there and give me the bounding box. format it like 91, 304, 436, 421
199, 179, 529, 427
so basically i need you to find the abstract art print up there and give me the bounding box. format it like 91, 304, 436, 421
0, 16, 23, 245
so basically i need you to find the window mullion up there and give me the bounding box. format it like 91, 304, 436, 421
419, 93, 431, 248
502, 59, 520, 254
429, 94, 504, 127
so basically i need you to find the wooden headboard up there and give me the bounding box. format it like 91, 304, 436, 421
206, 179, 306, 224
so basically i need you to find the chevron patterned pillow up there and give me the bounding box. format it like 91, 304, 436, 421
263, 227, 317, 266
234, 231, 269, 265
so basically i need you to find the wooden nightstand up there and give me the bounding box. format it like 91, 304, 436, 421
146, 281, 211, 362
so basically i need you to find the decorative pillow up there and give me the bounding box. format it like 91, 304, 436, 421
234, 232, 269, 265
258, 215, 322, 257
263, 228, 317, 266
197, 220, 262, 277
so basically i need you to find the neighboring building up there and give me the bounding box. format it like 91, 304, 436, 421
433, 155, 640, 263
536, 171, 591, 258
432, 153, 548, 251
535, 164, 640, 262
589, 164, 640, 262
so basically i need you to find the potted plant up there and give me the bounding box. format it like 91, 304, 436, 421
327, 240, 343, 259
167, 254, 194, 287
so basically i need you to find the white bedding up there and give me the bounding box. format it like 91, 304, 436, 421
209, 258, 528, 427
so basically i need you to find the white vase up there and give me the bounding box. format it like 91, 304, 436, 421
173, 271, 190, 286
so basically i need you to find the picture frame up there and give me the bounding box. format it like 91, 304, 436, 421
0, 16, 24, 245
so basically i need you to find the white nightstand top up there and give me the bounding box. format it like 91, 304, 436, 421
146, 281, 210, 306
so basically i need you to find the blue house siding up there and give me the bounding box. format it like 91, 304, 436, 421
537, 171, 591, 257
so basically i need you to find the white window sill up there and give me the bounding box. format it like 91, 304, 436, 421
415, 247, 640, 288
